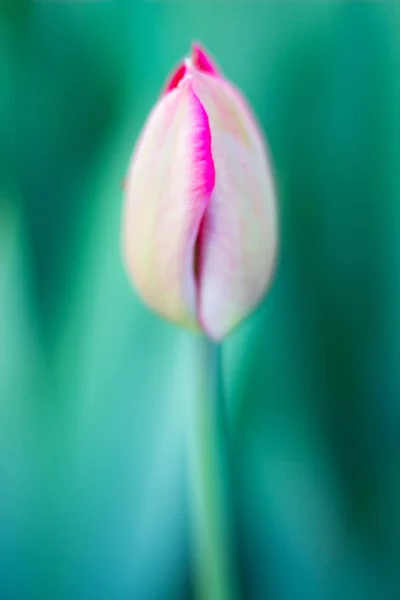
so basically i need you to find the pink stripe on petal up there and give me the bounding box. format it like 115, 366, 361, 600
188, 88, 215, 197
185, 86, 215, 309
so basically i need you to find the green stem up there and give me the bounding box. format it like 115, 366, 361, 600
188, 336, 238, 600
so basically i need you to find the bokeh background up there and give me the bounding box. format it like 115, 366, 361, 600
1, 1, 400, 599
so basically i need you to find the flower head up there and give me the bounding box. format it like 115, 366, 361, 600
123, 43, 278, 340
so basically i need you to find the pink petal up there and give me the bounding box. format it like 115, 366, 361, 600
123, 81, 215, 329
192, 73, 278, 340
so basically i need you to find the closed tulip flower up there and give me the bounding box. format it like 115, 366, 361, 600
123, 43, 278, 341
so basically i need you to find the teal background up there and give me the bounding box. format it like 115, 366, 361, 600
1, 1, 400, 599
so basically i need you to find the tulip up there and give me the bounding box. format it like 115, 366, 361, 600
123, 43, 278, 341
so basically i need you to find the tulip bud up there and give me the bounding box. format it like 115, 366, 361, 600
123, 43, 278, 341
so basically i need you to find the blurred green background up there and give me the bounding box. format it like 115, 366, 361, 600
1, 1, 400, 599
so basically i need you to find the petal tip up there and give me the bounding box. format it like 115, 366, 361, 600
191, 42, 220, 75
164, 62, 187, 94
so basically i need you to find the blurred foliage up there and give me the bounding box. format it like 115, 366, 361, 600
1, 1, 400, 599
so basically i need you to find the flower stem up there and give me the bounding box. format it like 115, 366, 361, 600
188, 336, 239, 600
